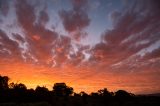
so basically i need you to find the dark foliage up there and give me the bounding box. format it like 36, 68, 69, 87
0, 75, 160, 106
53, 83, 73, 96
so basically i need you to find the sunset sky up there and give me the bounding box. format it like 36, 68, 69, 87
0, 0, 160, 94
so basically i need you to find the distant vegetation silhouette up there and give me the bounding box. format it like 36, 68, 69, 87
0, 75, 160, 106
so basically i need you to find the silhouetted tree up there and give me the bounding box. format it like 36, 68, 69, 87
0, 75, 9, 90
74, 92, 81, 97
9, 82, 27, 91
25, 88, 36, 101
98, 88, 113, 97
35, 86, 49, 93
91, 92, 99, 97
114, 89, 133, 103
115, 90, 132, 98
0, 75, 10, 102
79, 91, 88, 97
79, 91, 88, 104
35, 86, 50, 101
9, 82, 28, 102
53, 83, 73, 96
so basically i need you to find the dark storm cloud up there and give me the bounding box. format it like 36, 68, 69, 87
0, 0, 9, 16
59, 0, 90, 41
90, 0, 160, 70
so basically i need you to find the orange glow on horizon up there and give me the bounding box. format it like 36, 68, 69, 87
0, 60, 159, 94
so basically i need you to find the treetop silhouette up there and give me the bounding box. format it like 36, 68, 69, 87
0, 75, 159, 106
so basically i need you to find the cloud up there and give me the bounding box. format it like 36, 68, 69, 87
0, 29, 21, 59
12, 33, 25, 43
89, 0, 160, 71
0, 0, 9, 16
53, 35, 72, 66
59, 0, 90, 41
1, 0, 159, 70
68, 44, 90, 66
0, 0, 90, 67
15, 0, 58, 63
38, 8, 49, 27
15, 0, 36, 33
143, 47, 160, 60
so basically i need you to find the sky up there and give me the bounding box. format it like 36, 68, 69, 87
0, 0, 160, 94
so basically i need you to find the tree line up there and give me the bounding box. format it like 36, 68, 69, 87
0, 75, 159, 106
